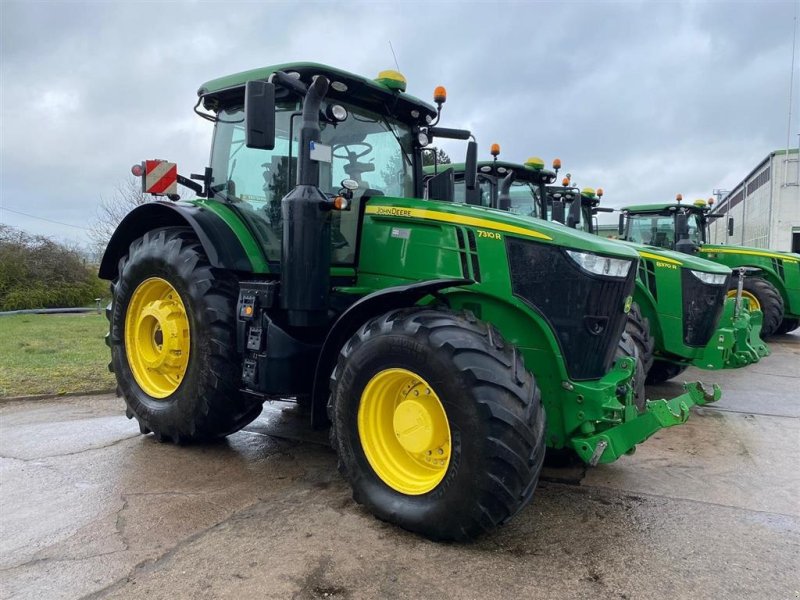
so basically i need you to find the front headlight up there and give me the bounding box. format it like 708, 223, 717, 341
690, 270, 728, 285
565, 250, 632, 278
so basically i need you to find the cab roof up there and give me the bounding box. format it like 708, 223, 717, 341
622, 202, 708, 213
425, 160, 557, 183
198, 62, 437, 123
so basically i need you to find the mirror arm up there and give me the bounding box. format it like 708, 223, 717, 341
269, 71, 309, 96
177, 174, 203, 196
428, 126, 472, 140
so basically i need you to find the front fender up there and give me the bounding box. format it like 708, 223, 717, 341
310, 278, 473, 428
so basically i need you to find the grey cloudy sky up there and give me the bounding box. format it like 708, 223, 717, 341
1, 0, 798, 245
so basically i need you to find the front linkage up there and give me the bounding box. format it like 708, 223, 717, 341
553, 354, 721, 466
573, 370, 721, 466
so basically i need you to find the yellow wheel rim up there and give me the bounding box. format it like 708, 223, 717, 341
726, 289, 761, 311
358, 368, 451, 495
124, 277, 190, 399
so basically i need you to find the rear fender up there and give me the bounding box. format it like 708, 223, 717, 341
98, 201, 259, 280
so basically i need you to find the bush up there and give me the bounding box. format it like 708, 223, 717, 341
0, 225, 106, 311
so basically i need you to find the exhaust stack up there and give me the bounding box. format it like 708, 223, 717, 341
280, 75, 332, 327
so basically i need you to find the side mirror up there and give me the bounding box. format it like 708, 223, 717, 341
464, 141, 478, 190
244, 80, 276, 150
676, 213, 690, 238
552, 201, 566, 224
727, 216, 734, 237
427, 168, 455, 202
618, 213, 625, 236
675, 213, 696, 253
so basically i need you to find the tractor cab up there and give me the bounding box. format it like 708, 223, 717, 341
430, 150, 555, 217
619, 196, 729, 254
197, 65, 461, 267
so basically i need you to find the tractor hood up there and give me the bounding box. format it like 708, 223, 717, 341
366, 197, 641, 261
615, 240, 731, 274
701, 244, 800, 264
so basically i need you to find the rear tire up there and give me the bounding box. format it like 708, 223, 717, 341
328, 308, 546, 541
775, 317, 799, 335
107, 227, 262, 443
729, 277, 784, 338
645, 359, 688, 385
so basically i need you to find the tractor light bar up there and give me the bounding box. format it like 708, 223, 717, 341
566, 250, 632, 278
690, 270, 727, 286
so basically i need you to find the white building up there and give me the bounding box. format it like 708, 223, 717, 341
709, 148, 800, 252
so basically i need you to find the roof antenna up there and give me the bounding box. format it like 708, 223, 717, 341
388, 40, 400, 71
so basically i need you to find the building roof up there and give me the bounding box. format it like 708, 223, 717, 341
712, 147, 798, 214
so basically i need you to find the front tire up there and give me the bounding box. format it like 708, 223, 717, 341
775, 317, 799, 335
328, 308, 546, 541
618, 303, 655, 412
728, 277, 784, 337
646, 359, 688, 385
108, 227, 262, 443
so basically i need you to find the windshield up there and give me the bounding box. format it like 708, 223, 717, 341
626, 213, 675, 248
209, 101, 415, 264
543, 198, 592, 232
453, 175, 493, 207
452, 173, 541, 218
544, 188, 588, 230
507, 181, 541, 218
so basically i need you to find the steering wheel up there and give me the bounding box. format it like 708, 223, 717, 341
333, 143, 373, 160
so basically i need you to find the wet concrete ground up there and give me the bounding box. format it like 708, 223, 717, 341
1, 333, 798, 599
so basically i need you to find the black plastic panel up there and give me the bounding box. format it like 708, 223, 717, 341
681, 269, 730, 347
506, 239, 636, 380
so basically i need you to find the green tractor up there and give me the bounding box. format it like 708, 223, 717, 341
618, 198, 800, 337
441, 152, 766, 386
100, 63, 716, 541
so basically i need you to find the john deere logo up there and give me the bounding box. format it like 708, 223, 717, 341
623, 296, 633, 313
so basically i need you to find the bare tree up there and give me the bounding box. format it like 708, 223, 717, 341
89, 177, 148, 256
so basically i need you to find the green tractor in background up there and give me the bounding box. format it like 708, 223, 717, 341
441, 151, 766, 387
100, 63, 716, 541
618, 199, 800, 337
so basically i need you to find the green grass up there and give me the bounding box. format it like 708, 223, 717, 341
0, 313, 115, 397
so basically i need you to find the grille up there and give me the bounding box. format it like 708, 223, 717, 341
637, 258, 658, 300
506, 238, 636, 380
771, 258, 785, 281
680, 269, 730, 347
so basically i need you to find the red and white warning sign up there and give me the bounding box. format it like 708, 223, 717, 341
143, 160, 178, 196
